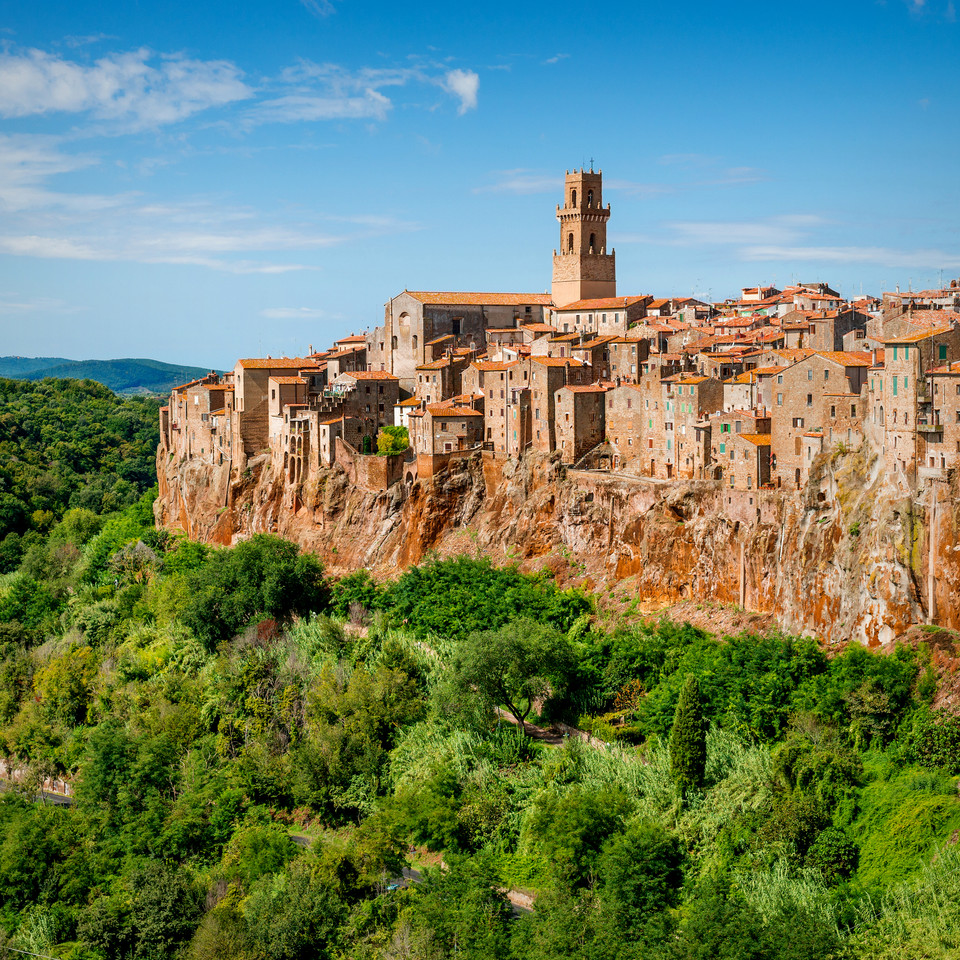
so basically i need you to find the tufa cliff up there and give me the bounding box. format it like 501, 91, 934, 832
155, 442, 960, 645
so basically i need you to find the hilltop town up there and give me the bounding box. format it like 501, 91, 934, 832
159, 167, 960, 519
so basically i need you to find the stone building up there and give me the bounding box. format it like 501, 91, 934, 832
367, 291, 551, 391
604, 384, 647, 470
550, 296, 650, 337
530, 357, 592, 453
551, 168, 617, 307
879, 324, 960, 481
555, 385, 608, 463
607, 337, 650, 383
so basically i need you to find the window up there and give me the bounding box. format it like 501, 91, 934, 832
735, 421, 742, 433
904, 377, 909, 390
571, 189, 577, 207
830, 405, 836, 418
777, 374, 783, 384
808, 368, 813, 380
893, 377, 898, 396
904, 346, 910, 360
940, 344, 948, 361
777, 393, 783, 406
587, 189, 593, 206
720, 442, 726, 454
851, 404, 857, 417
807, 394, 813, 407
824, 369, 829, 380
567, 232, 574, 252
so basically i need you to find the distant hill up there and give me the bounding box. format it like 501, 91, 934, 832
0, 357, 220, 395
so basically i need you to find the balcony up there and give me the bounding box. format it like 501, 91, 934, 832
916, 418, 942, 435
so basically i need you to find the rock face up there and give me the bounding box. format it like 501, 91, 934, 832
155, 443, 960, 645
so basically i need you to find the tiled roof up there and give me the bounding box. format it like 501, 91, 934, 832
425, 335, 455, 346
561, 384, 608, 393
398, 397, 422, 407
326, 346, 364, 359
417, 358, 455, 370
470, 360, 518, 372
549, 333, 581, 342
740, 434, 772, 446
815, 351, 873, 366
884, 326, 953, 344
237, 357, 319, 369
269, 376, 306, 384
202, 383, 235, 390
342, 370, 400, 380
320, 417, 344, 426
530, 357, 586, 367
405, 290, 553, 306
577, 336, 618, 348
520, 322, 556, 333
665, 375, 712, 384
553, 295, 649, 310
426, 404, 483, 417
335, 334, 367, 344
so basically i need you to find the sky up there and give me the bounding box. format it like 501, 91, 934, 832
0, 0, 958, 369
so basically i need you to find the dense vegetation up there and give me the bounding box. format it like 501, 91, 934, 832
0, 358, 217, 395
1, 388, 960, 959
0, 378, 160, 573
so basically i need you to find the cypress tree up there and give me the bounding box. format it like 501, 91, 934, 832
670, 674, 707, 796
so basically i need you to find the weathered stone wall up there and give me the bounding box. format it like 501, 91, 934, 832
156, 437, 959, 646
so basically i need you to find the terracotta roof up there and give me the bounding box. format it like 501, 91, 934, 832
803, 431, 824, 438
209, 408, 225, 416
425, 335, 455, 346
405, 290, 553, 306
335, 334, 367, 344
665, 375, 712, 385
815, 351, 873, 366
929, 361, 960, 374
740, 434, 772, 446
417, 358, 456, 370
553, 295, 649, 311
398, 397, 422, 407
202, 383, 234, 391
237, 357, 318, 369
549, 333, 581, 342
269, 376, 306, 384
320, 417, 343, 426
326, 346, 365, 359
884, 326, 953, 344
530, 357, 586, 367
561, 384, 609, 393
520, 322, 556, 333
426, 404, 483, 417
470, 360, 518, 372
341, 370, 400, 381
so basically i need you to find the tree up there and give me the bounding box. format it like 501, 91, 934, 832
451, 618, 575, 725
376, 424, 408, 455
670, 674, 707, 796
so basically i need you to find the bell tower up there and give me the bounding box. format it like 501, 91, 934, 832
551, 167, 617, 307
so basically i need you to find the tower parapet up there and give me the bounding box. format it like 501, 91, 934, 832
551, 167, 617, 307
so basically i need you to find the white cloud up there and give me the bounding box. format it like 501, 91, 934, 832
300, 0, 335, 16
474, 169, 557, 194
743, 244, 960, 269
261, 306, 327, 319
543, 53, 569, 65
0, 47, 253, 129
251, 89, 392, 123
442, 69, 479, 114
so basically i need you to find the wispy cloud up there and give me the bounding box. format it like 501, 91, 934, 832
744, 244, 960, 269
248, 60, 478, 126
442, 68, 479, 114
473, 168, 557, 194
543, 53, 569, 65
0, 134, 412, 273
261, 306, 327, 319
0, 47, 253, 130
300, 0, 336, 17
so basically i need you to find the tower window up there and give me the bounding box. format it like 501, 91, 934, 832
589, 233, 596, 252
568, 232, 574, 253
587, 189, 594, 207
571, 189, 577, 207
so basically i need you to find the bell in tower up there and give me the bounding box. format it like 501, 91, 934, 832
551, 167, 617, 307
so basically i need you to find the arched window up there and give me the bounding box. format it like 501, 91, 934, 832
879, 405, 884, 425
391, 335, 398, 350
587, 189, 593, 207
412, 334, 418, 351
589, 233, 596, 252
571, 189, 577, 207
567, 232, 574, 253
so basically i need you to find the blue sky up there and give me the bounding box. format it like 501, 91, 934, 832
0, 0, 958, 368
